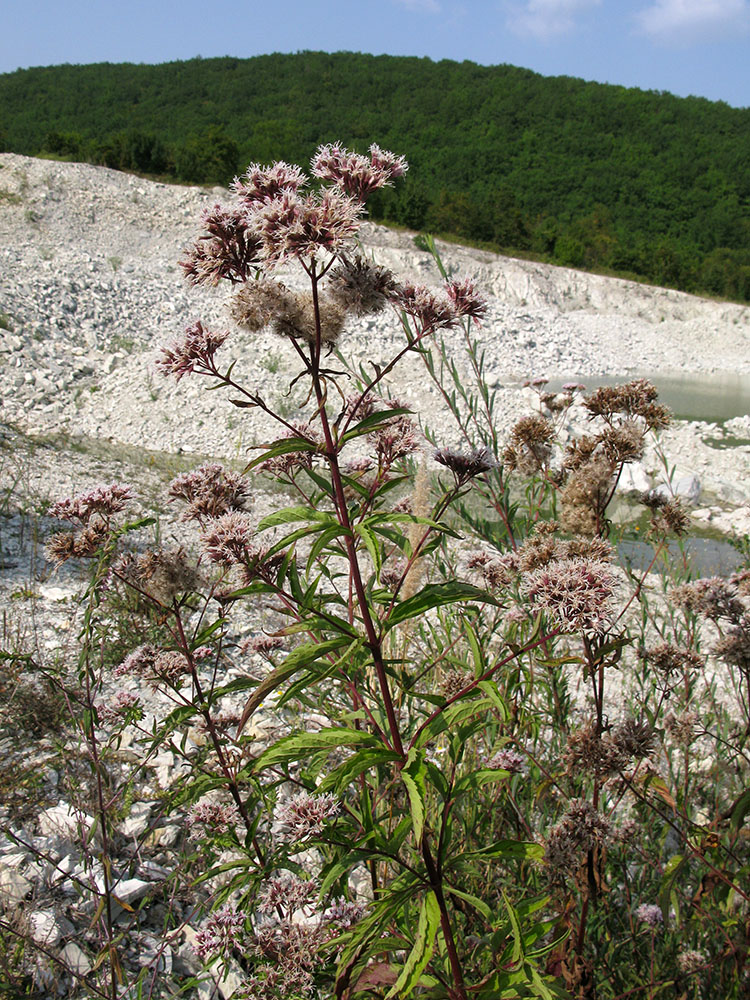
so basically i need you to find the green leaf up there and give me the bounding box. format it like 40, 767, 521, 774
503, 890, 524, 968
317, 746, 401, 794
340, 406, 413, 444
458, 840, 543, 863
386, 582, 494, 630
244, 436, 319, 473
401, 747, 427, 844
453, 768, 511, 798
385, 891, 440, 999
477, 679, 509, 720
251, 727, 380, 774
307, 523, 350, 568
236, 638, 350, 734
354, 522, 384, 576
730, 788, 750, 831
257, 505, 340, 531
445, 885, 492, 921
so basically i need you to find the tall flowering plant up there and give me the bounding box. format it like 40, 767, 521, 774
41, 144, 750, 999
154, 144, 564, 997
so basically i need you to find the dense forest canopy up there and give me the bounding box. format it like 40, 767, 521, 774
1, 51, 749, 301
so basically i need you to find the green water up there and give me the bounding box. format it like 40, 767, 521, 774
544, 373, 750, 423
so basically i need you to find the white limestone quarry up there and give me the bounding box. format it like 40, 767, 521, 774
1, 152, 748, 540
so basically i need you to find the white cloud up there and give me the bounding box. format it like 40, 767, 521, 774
507, 0, 601, 41
393, 0, 441, 12
636, 0, 750, 42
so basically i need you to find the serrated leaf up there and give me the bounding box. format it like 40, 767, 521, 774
402, 771, 425, 845
385, 891, 440, 999
317, 746, 401, 794
251, 727, 379, 774
257, 505, 339, 531
244, 436, 319, 473
236, 637, 350, 734
730, 788, 750, 831
386, 581, 494, 630
458, 839, 543, 863
445, 884, 493, 920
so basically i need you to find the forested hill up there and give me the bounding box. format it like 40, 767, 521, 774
1, 51, 749, 301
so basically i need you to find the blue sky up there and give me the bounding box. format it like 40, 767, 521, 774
2, 0, 749, 108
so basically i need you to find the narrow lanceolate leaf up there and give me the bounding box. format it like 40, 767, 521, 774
250, 728, 380, 774
244, 436, 319, 473
385, 891, 440, 999
317, 746, 402, 795
256, 505, 341, 531
236, 637, 351, 735
402, 748, 428, 844
457, 840, 544, 863
385, 581, 496, 630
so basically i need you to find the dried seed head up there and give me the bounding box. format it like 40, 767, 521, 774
117, 547, 202, 604
328, 255, 397, 315
584, 379, 671, 430
433, 445, 498, 484
559, 454, 616, 536
643, 642, 704, 678
545, 799, 610, 876
504, 414, 555, 474
713, 626, 750, 673
672, 577, 745, 622
440, 668, 474, 700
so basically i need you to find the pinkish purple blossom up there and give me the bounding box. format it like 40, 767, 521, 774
434, 445, 498, 483
193, 904, 245, 961
179, 204, 260, 285
96, 691, 141, 725
187, 799, 240, 836
258, 873, 318, 917
277, 791, 339, 841
635, 903, 664, 928
445, 277, 487, 323
249, 188, 363, 266
486, 748, 527, 774
311, 142, 407, 201
522, 558, 617, 634
232, 161, 308, 206
157, 321, 229, 381
392, 283, 458, 332
114, 644, 158, 679
200, 512, 259, 566
168, 463, 252, 522
323, 897, 366, 929
49, 483, 133, 524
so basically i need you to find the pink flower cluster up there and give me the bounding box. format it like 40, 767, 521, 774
310, 142, 408, 200
49, 483, 133, 523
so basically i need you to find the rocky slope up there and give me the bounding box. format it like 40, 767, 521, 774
2, 152, 749, 515
1, 153, 750, 996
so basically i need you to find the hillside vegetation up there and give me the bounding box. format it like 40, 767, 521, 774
1, 51, 749, 301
